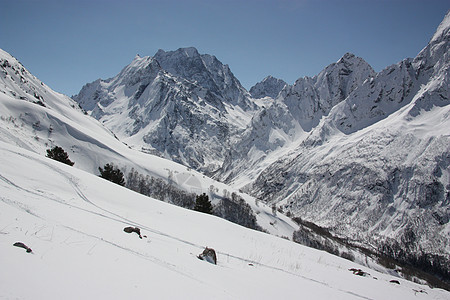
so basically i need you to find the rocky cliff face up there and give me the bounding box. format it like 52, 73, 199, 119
74, 48, 257, 173
249, 75, 287, 99
153, 48, 253, 109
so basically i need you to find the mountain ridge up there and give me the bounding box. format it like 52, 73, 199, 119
74, 47, 266, 173
0, 12, 449, 296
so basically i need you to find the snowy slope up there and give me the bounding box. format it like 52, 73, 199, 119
1, 141, 448, 299
0, 49, 88, 123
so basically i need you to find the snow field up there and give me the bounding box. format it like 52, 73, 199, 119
1, 142, 448, 299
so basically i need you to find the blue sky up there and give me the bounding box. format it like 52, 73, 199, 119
1, 0, 448, 96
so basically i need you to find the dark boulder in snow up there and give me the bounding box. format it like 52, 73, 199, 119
123, 226, 142, 239
13, 242, 32, 253
197, 247, 217, 265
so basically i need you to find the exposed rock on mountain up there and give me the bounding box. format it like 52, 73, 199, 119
282, 52, 376, 132
0, 49, 83, 115
249, 75, 287, 99
74, 48, 257, 173
154, 48, 253, 109
217, 53, 375, 185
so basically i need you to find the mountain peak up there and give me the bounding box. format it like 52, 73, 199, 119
431, 10, 450, 43
155, 47, 200, 59
152, 47, 251, 107
339, 52, 356, 60
249, 76, 287, 99
336, 53, 360, 65
181, 47, 200, 57
262, 75, 279, 82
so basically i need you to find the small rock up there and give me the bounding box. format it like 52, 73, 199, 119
390, 280, 400, 285
197, 247, 217, 265
413, 289, 427, 295
13, 242, 32, 253
123, 226, 142, 239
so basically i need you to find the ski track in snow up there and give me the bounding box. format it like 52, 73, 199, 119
0, 153, 210, 285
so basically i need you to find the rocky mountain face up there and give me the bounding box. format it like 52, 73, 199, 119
217, 52, 376, 185
249, 75, 287, 99
73, 12, 450, 281
74, 48, 258, 174
153, 48, 253, 109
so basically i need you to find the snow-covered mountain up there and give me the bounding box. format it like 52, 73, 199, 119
217, 52, 376, 186
74, 48, 259, 174
247, 11, 450, 269
0, 47, 298, 238
249, 75, 287, 99
3, 11, 448, 291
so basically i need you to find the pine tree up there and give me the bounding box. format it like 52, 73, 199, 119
46, 146, 74, 166
194, 193, 213, 214
99, 163, 125, 186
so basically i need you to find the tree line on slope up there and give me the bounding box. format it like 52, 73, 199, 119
291, 216, 450, 291
45, 146, 261, 231
125, 167, 262, 231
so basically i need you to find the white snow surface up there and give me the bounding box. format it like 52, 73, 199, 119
1, 141, 448, 299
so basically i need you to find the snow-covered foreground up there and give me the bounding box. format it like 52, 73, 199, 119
0, 142, 447, 299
